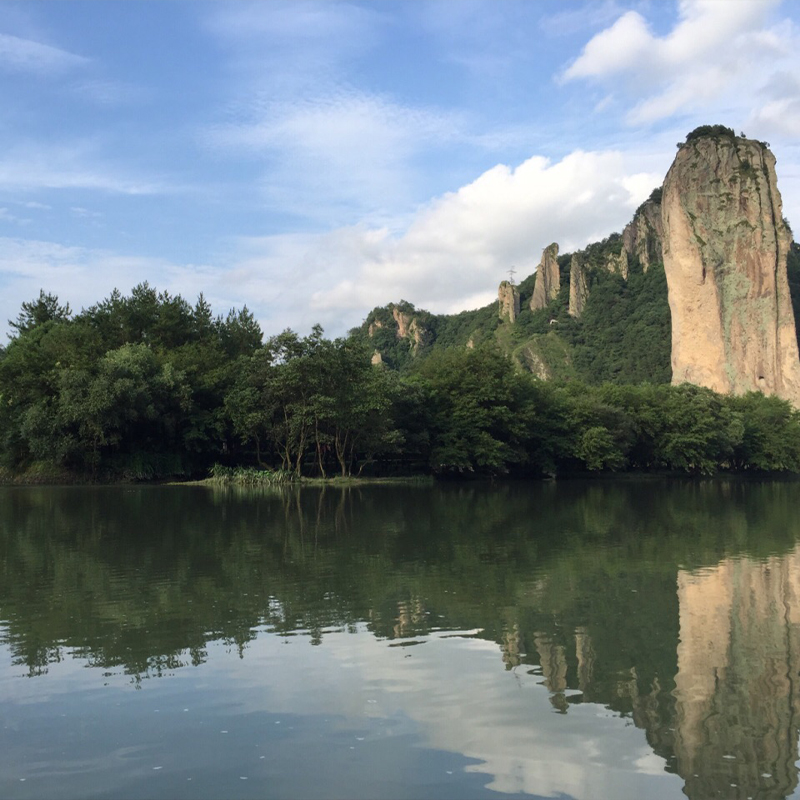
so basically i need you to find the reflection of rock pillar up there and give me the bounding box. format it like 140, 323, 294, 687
672, 549, 800, 800
534, 632, 569, 712
501, 623, 521, 670
534, 634, 568, 692
574, 626, 594, 691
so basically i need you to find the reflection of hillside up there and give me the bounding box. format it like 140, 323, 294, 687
3, 480, 800, 796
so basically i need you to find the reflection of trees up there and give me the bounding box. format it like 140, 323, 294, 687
3, 480, 800, 796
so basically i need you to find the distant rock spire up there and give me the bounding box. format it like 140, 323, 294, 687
498, 280, 520, 323
530, 243, 560, 310
568, 253, 589, 317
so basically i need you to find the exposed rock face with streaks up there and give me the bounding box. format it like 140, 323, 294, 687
661, 133, 800, 404
568, 254, 589, 317
498, 280, 520, 323
605, 249, 629, 280
623, 194, 664, 272
391, 306, 427, 351
530, 243, 560, 310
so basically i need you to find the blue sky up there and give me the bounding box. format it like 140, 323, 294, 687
1, 0, 799, 338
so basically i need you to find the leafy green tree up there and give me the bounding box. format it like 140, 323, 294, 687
8, 290, 71, 335
652, 384, 743, 474
414, 345, 530, 475
728, 393, 800, 471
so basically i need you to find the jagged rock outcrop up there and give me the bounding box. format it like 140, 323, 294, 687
498, 280, 520, 323
530, 243, 560, 310
605, 249, 629, 280
662, 133, 800, 405
370, 350, 382, 366
392, 306, 414, 339
569, 254, 589, 317
391, 306, 430, 353
367, 319, 383, 337
623, 193, 664, 272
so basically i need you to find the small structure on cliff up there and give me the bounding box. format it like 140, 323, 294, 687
661, 129, 800, 405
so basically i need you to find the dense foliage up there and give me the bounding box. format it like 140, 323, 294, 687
352, 234, 672, 387
683, 124, 737, 143
2, 286, 800, 481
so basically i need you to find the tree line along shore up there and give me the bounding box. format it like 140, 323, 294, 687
2, 285, 800, 484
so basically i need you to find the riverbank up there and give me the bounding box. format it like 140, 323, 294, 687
3, 463, 798, 487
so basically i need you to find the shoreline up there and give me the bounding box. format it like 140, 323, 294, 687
3, 469, 800, 488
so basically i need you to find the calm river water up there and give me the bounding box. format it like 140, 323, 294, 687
2, 480, 800, 799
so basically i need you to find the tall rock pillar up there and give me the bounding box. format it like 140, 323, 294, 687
530, 243, 560, 310
568, 254, 589, 317
662, 133, 800, 405
498, 280, 520, 323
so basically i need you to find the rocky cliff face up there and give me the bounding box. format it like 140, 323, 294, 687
391, 306, 428, 351
531, 243, 560, 310
568, 254, 589, 317
498, 280, 520, 323
662, 133, 800, 404
605, 249, 629, 280
623, 193, 663, 272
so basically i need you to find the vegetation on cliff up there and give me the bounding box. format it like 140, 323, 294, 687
2, 286, 800, 481
353, 238, 671, 386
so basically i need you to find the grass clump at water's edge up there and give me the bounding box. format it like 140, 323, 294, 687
205, 464, 296, 486
175, 466, 435, 487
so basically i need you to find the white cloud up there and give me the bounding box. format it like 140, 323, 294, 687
0, 147, 664, 340
0, 207, 28, 225
0, 238, 221, 336
306, 149, 662, 324
0, 142, 169, 195
207, 89, 468, 224
0, 31, 88, 74
563, 0, 797, 126
204, 1, 385, 96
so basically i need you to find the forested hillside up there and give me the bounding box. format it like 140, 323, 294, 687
352, 233, 672, 385
1, 284, 799, 482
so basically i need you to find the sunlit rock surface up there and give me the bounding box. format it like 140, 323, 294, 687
662, 134, 800, 404
530, 242, 560, 310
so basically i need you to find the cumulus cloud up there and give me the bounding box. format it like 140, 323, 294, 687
0, 146, 666, 340
563, 0, 797, 126
306, 149, 661, 323
0, 32, 88, 74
